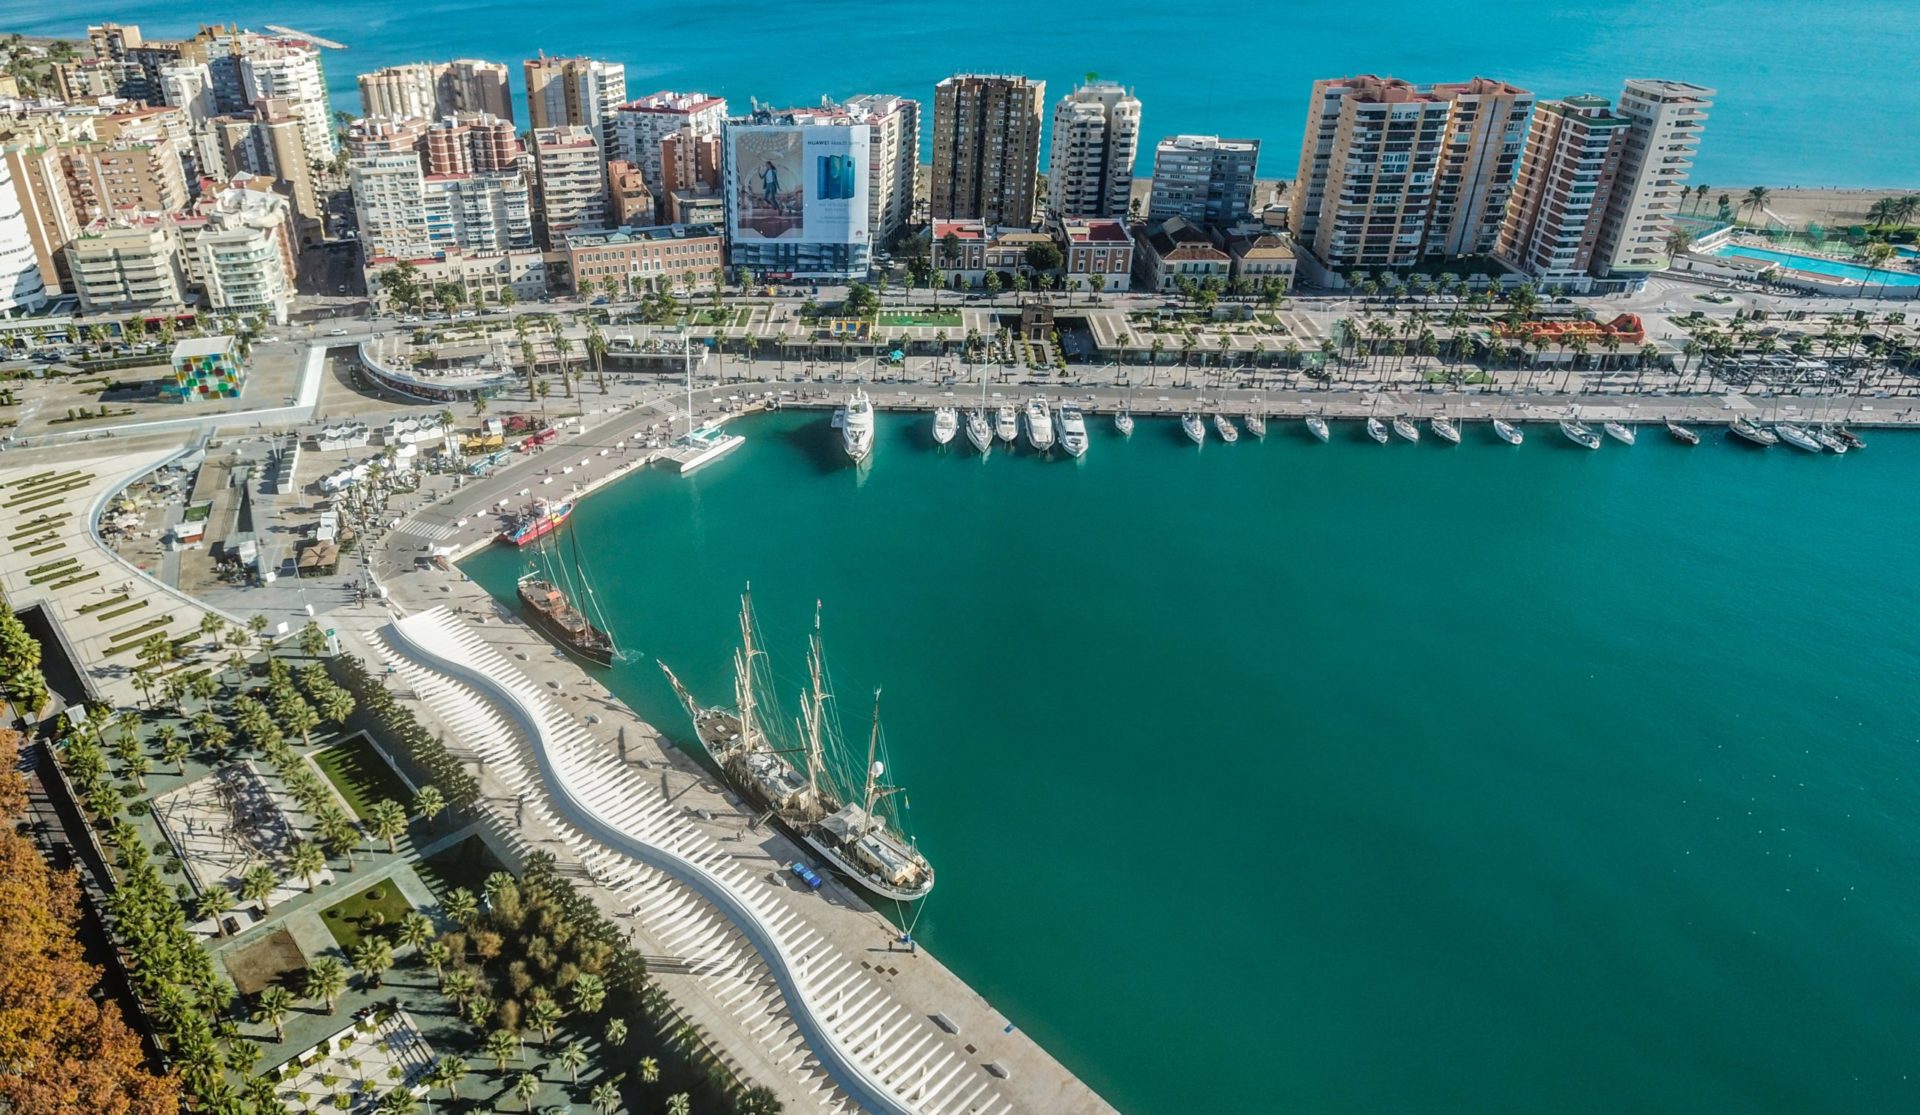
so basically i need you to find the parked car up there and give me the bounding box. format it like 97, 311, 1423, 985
327, 327, 347, 336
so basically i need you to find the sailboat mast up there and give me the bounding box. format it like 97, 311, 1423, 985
860, 688, 882, 837
684, 334, 694, 440
735, 588, 759, 751
803, 602, 828, 807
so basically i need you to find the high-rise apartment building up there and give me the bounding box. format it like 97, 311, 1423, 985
1495, 94, 1631, 289
350, 151, 533, 263
360, 60, 514, 123
1288, 75, 1532, 272
530, 125, 608, 249
525, 56, 625, 148
0, 161, 47, 313
930, 74, 1044, 225
212, 99, 324, 243
65, 218, 188, 314
1, 143, 80, 295
608, 92, 727, 198
1148, 135, 1259, 228
605, 160, 653, 226
236, 42, 334, 166
840, 94, 920, 245
721, 108, 873, 280
1048, 81, 1140, 220
359, 64, 438, 119
187, 185, 297, 323
345, 115, 432, 159
661, 127, 721, 198
1591, 79, 1713, 278
422, 112, 521, 176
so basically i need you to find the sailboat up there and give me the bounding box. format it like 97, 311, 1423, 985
658, 594, 933, 903
1728, 415, 1777, 446
1391, 415, 1421, 443
1365, 416, 1389, 443
995, 403, 1020, 445
1602, 420, 1636, 446
1665, 419, 1700, 445
1214, 413, 1239, 443
1559, 416, 1602, 449
1245, 397, 1267, 439
1811, 427, 1848, 454
964, 361, 993, 453
1182, 412, 1207, 445
1774, 422, 1823, 452
932, 406, 957, 446
1305, 413, 1330, 442
1114, 384, 1135, 436
516, 518, 616, 667
1430, 414, 1460, 445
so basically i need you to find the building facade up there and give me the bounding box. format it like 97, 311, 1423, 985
1591, 79, 1714, 279
565, 223, 723, 295
351, 150, 534, 264
721, 110, 873, 280
930, 74, 1044, 225
358, 64, 438, 119
1148, 134, 1259, 228
0, 160, 47, 312
840, 94, 920, 246
1048, 82, 1140, 220
211, 99, 324, 243
66, 218, 188, 313
361, 60, 513, 122
1133, 217, 1231, 292
188, 185, 296, 324
605, 160, 653, 225
1495, 94, 1631, 290
524, 56, 626, 147
608, 92, 727, 198
236, 43, 334, 165
1051, 215, 1134, 291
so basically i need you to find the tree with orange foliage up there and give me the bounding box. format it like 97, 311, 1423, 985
0, 729, 178, 1114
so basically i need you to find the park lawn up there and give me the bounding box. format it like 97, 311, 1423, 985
312, 734, 412, 822
877, 311, 962, 328
319, 881, 414, 952
415, 835, 508, 901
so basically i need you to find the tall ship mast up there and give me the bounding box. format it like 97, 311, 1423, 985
658, 591, 934, 903
516, 513, 616, 666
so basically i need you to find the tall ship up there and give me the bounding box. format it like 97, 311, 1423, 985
515, 511, 617, 665
499, 497, 573, 546
659, 593, 934, 903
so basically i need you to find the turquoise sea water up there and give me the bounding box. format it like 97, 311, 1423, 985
5, 1, 1919, 186
463, 411, 1920, 1114
1715, 245, 1920, 286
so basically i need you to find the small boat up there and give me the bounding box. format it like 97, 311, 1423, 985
1811, 428, 1848, 454
1774, 423, 1823, 453
1665, 420, 1700, 446
1492, 418, 1523, 445
1181, 412, 1207, 445
1113, 410, 1134, 437
1430, 415, 1460, 445
1214, 414, 1239, 443
1058, 405, 1088, 458
1365, 416, 1389, 444
1558, 418, 1601, 449
931, 406, 957, 446
517, 573, 614, 666
964, 409, 992, 454
1728, 416, 1777, 446
1831, 426, 1865, 450
499, 498, 574, 546
1391, 415, 1420, 443
842, 387, 875, 464
995, 404, 1019, 444
1305, 415, 1330, 443
1245, 413, 1267, 439
1602, 421, 1636, 446
1025, 396, 1055, 452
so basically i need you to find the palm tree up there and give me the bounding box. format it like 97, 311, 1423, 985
398, 910, 435, 955
605, 1017, 629, 1050
590, 1080, 619, 1115
305, 957, 347, 1013
570, 972, 606, 1015
1861, 241, 1897, 298
528, 996, 563, 1047
413, 784, 446, 831
1744, 186, 1772, 226
485, 1029, 520, 1076
443, 970, 476, 1008
350, 936, 394, 988
557, 1040, 589, 1084
378, 1089, 420, 1115
637, 1056, 659, 1085
444, 887, 479, 926
319, 810, 358, 871
195, 885, 233, 934
423, 940, 452, 986
431, 1054, 468, 1102
368, 799, 409, 853
290, 839, 327, 893
240, 864, 280, 913
666, 1094, 691, 1115
253, 985, 295, 1042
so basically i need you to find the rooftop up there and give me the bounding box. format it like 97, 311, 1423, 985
565, 223, 721, 248
172, 336, 236, 359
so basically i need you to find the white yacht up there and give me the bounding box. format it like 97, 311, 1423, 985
1181, 412, 1207, 445
1431, 414, 1461, 445
931, 406, 957, 446
1058, 404, 1089, 458
1245, 412, 1268, 439
1025, 396, 1056, 452
1365, 416, 1389, 443
842, 388, 875, 464
1812, 428, 1848, 454
1603, 420, 1636, 446
1214, 413, 1239, 443
1775, 423, 1823, 453
995, 404, 1019, 445
1391, 415, 1421, 443
1113, 410, 1135, 437
1559, 417, 1601, 449
1492, 418, 1524, 446
964, 409, 992, 454
1306, 414, 1330, 443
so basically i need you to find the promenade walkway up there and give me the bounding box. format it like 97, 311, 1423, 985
379, 607, 1020, 1115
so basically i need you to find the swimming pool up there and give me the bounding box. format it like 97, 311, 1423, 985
1714, 244, 1920, 286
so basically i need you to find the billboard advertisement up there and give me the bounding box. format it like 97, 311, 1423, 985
729, 123, 869, 245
